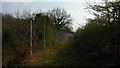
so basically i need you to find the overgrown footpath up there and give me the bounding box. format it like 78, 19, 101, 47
24, 39, 73, 66
24, 38, 120, 67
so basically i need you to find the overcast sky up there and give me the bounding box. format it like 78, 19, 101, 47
1, 0, 104, 31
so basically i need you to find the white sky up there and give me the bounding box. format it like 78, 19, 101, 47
1, 0, 104, 31
2, 0, 102, 2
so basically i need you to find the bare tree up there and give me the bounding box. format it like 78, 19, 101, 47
21, 9, 32, 20
15, 9, 21, 19
48, 8, 72, 30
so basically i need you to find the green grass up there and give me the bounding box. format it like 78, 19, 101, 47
24, 39, 70, 66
